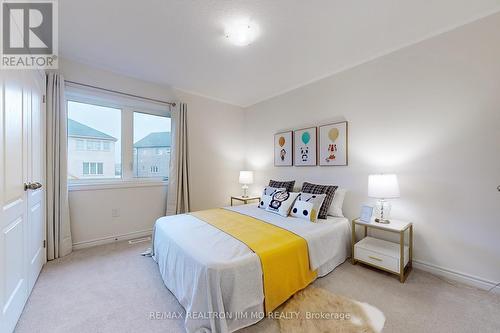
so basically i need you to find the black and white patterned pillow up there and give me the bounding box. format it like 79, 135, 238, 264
268, 180, 295, 192
265, 190, 300, 217
258, 186, 285, 209
301, 182, 338, 219
290, 192, 326, 222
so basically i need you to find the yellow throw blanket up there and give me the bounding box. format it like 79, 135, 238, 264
190, 208, 317, 312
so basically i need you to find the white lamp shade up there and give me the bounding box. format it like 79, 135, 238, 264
239, 171, 254, 185
368, 174, 400, 199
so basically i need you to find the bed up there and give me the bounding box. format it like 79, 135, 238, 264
152, 204, 351, 333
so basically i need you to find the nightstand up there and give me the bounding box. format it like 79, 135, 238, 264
351, 218, 413, 282
230, 196, 260, 206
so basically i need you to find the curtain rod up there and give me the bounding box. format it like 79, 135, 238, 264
65, 80, 176, 107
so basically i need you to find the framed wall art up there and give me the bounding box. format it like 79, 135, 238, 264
293, 127, 317, 166
274, 131, 293, 166
319, 121, 348, 166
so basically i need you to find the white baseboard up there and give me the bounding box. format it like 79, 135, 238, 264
413, 259, 500, 294
72, 229, 152, 250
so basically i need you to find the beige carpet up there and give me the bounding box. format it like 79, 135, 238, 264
15, 241, 500, 333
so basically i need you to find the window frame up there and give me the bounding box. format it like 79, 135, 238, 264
66, 85, 172, 190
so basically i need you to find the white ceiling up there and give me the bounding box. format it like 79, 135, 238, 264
60, 0, 500, 107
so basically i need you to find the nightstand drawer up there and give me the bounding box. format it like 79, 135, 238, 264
354, 237, 409, 274
355, 246, 399, 272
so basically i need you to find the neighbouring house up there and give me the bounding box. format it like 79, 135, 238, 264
133, 132, 171, 178
67, 119, 117, 179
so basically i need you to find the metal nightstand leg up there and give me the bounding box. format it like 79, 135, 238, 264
409, 225, 413, 269
400, 230, 405, 282
399, 226, 414, 283
351, 220, 356, 265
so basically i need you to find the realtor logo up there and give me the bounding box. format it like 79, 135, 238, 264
1, 0, 58, 69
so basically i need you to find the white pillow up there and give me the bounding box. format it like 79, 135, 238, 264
291, 192, 326, 222
266, 190, 300, 217
258, 186, 285, 209
328, 188, 347, 217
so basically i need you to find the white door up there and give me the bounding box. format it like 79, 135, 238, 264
0, 71, 29, 333
0, 70, 46, 333
26, 75, 46, 294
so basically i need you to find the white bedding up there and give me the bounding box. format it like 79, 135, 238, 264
153, 204, 350, 333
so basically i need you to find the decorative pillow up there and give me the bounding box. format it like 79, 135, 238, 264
265, 190, 300, 217
268, 179, 295, 192
291, 193, 326, 222
301, 182, 338, 219
258, 186, 285, 209
328, 188, 347, 217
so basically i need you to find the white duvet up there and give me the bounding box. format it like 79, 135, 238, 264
153, 204, 350, 333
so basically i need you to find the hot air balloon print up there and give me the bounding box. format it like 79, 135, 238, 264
294, 127, 317, 166
319, 122, 348, 166
325, 127, 339, 163
274, 131, 293, 166
278, 136, 287, 161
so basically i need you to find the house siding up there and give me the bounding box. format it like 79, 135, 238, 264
68, 137, 116, 179
133, 147, 170, 178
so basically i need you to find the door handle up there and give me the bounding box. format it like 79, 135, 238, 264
24, 182, 43, 191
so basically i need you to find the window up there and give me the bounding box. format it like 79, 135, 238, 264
66, 88, 171, 184
82, 162, 103, 176
83, 162, 89, 175
67, 100, 121, 180
86, 139, 102, 151
76, 139, 84, 150
133, 112, 171, 179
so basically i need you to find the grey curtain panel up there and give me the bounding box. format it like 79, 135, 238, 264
46, 73, 73, 260
166, 103, 190, 215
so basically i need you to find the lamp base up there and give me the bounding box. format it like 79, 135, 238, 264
375, 199, 392, 224
241, 184, 249, 198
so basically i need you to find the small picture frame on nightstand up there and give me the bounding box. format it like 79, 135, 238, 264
360, 205, 373, 222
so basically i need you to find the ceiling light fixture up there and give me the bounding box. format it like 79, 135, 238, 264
224, 19, 258, 46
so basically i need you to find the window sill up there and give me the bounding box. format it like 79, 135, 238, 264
68, 179, 169, 192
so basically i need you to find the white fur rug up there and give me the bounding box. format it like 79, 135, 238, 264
277, 286, 385, 333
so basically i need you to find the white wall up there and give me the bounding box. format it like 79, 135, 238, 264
69, 185, 168, 247
60, 58, 244, 247
174, 89, 246, 212
243, 14, 500, 287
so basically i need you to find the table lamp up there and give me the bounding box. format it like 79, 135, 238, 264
368, 174, 400, 224
239, 171, 254, 198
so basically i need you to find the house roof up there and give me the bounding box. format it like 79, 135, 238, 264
68, 119, 117, 141
134, 132, 171, 148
